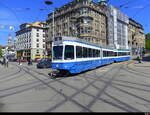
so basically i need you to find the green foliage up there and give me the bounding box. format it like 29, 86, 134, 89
145, 33, 150, 39
0, 48, 2, 57
145, 39, 150, 50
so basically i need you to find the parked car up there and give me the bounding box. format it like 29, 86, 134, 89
17, 59, 27, 62
37, 58, 51, 68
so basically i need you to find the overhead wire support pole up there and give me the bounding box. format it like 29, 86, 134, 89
45, 1, 55, 40
52, 11, 55, 41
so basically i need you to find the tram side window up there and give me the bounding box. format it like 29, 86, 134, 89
108, 51, 111, 57
95, 50, 100, 57
83, 47, 88, 58
88, 48, 93, 57
103, 51, 107, 57
111, 51, 114, 56
76, 46, 82, 58
64, 45, 74, 60
112, 52, 115, 56
118, 52, 120, 56
93, 49, 96, 57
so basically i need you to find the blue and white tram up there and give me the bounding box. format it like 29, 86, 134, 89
51, 36, 130, 74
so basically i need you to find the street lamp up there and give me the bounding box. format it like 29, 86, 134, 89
44, 0, 54, 57
45, 0, 55, 41
45, 1, 53, 5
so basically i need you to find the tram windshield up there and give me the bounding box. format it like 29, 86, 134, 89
53, 46, 63, 60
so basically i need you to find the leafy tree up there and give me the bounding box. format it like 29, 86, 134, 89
0, 48, 2, 57
145, 33, 150, 39
145, 39, 150, 50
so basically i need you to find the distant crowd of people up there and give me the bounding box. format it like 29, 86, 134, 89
0, 57, 33, 67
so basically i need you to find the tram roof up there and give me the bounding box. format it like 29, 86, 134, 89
54, 36, 114, 50
54, 36, 130, 51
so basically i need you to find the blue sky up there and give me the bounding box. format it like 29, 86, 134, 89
0, 0, 150, 46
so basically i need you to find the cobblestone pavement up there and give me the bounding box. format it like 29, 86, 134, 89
0, 56, 150, 112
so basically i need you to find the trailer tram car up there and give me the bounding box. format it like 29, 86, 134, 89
52, 36, 131, 74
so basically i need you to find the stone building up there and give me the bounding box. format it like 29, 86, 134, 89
128, 18, 145, 55
46, 0, 107, 56
106, 5, 129, 49
15, 22, 46, 60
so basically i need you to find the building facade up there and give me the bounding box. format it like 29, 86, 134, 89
106, 5, 129, 49
46, 0, 107, 56
15, 22, 46, 60
128, 18, 145, 55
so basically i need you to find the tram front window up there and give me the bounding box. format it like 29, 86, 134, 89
53, 46, 63, 60
64, 45, 74, 60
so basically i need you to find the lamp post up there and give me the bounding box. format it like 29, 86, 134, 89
44, 1, 54, 57
45, 1, 55, 40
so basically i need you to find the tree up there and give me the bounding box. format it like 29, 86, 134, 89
0, 48, 2, 57
145, 39, 150, 50
145, 33, 150, 39
145, 33, 150, 50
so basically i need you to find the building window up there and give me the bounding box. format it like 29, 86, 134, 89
37, 39, 39, 42
80, 8, 89, 14
79, 17, 93, 24
37, 50, 39, 54
36, 33, 39, 37
43, 44, 45, 48
37, 43, 39, 48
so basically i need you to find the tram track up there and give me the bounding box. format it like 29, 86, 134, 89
80, 62, 143, 112
0, 64, 69, 99
124, 62, 150, 78
82, 64, 140, 112
45, 61, 143, 112
0, 61, 148, 112
46, 63, 129, 112
0, 64, 23, 81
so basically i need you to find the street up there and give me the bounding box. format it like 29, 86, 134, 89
0, 55, 150, 112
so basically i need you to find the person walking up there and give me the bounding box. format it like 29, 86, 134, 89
5, 57, 9, 68
137, 55, 142, 63
3, 57, 6, 66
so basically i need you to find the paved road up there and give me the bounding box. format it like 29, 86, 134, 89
0, 55, 150, 112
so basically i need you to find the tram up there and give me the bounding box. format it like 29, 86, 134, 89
51, 36, 130, 74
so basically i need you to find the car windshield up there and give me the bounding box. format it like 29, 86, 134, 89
53, 46, 63, 60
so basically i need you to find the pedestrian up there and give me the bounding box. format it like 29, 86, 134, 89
137, 55, 142, 63
30, 59, 32, 65
5, 57, 9, 68
28, 59, 31, 65
18, 59, 22, 65
3, 57, 6, 66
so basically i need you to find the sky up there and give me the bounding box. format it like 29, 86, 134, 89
0, 0, 150, 46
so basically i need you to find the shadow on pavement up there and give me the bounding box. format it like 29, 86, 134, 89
0, 103, 4, 112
